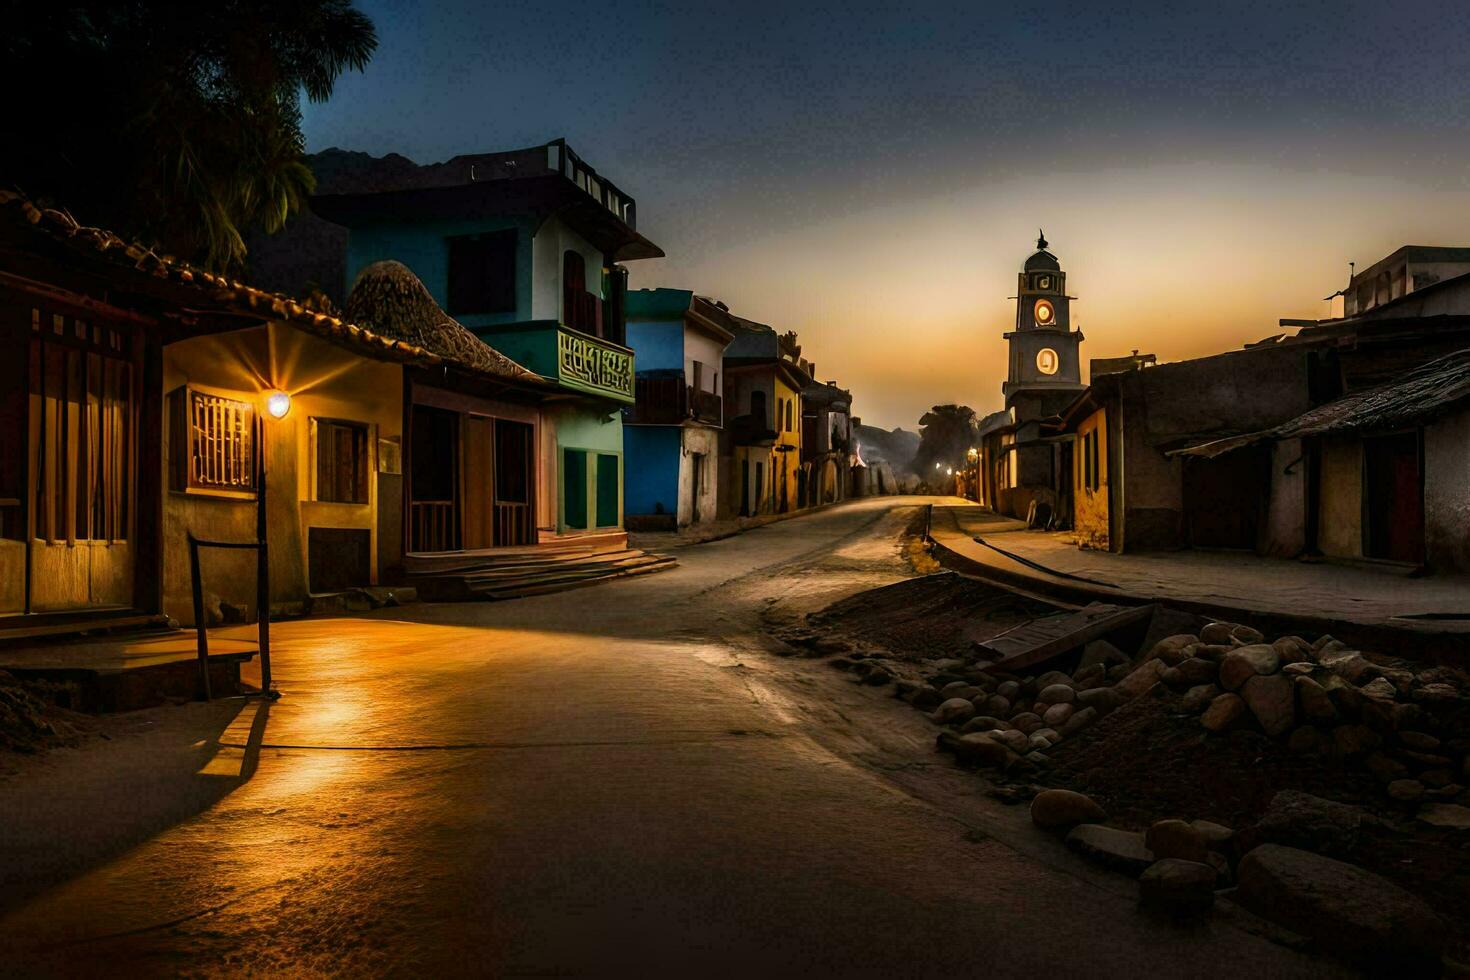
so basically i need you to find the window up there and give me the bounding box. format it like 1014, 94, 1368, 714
785, 400, 793, 432
1078, 427, 1101, 492
314, 419, 370, 504
172, 387, 254, 494
692, 360, 704, 393
562, 250, 600, 335
447, 231, 517, 315
750, 390, 767, 427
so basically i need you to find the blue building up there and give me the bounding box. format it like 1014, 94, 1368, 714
623, 290, 735, 528
310, 139, 663, 552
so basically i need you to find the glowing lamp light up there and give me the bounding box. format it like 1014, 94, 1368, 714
266, 391, 292, 419
946, 467, 953, 475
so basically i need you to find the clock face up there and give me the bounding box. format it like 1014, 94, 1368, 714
1038, 276, 1051, 290
1036, 348, 1060, 375
1034, 299, 1055, 326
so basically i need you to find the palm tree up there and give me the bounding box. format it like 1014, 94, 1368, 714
1, 0, 376, 271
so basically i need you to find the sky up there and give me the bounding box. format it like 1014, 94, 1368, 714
303, 0, 1470, 430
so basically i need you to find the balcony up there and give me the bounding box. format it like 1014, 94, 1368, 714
471, 320, 635, 403
626, 375, 723, 427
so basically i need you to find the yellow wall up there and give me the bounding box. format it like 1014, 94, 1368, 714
1317, 437, 1363, 559
774, 375, 802, 513
162, 323, 403, 624
1073, 407, 1110, 550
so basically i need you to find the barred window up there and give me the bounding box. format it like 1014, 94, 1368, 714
171, 389, 255, 493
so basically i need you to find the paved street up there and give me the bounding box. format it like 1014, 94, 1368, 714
0, 498, 1332, 977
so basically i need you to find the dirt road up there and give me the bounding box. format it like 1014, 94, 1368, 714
0, 497, 1332, 976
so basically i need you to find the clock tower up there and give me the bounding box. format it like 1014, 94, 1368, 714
1002, 232, 1085, 422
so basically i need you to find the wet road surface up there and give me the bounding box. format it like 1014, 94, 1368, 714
0, 498, 1334, 976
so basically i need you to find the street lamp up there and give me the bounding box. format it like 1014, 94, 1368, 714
266, 390, 292, 419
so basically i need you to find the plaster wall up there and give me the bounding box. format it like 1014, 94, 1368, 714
679, 426, 720, 525
1073, 407, 1109, 550
1261, 438, 1307, 557
530, 215, 604, 323
685, 330, 725, 392
162, 323, 403, 625
623, 425, 680, 518
543, 402, 623, 534
774, 374, 802, 513
1425, 406, 1470, 572
626, 319, 683, 371
1317, 438, 1364, 560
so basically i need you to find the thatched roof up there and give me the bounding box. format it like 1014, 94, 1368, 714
1172, 347, 1470, 458
344, 261, 548, 385
0, 189, 446, 367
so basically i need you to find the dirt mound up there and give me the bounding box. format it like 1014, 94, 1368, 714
807, 572, 1056, 663
0, 671, 82, 755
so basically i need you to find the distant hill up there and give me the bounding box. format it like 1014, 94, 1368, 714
855, 424, 919, 476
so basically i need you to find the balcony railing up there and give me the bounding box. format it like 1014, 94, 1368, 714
547, 139, 638, 230
626, 377, 723, 427
555, 326, 634, 403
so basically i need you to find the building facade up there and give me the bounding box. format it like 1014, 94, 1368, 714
623, 289, 734, 529
721, 319, 806, 518
309, 139, 662, 548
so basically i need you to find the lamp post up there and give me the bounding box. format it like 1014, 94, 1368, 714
257, 389, 290, 700
966, 447, 980, 504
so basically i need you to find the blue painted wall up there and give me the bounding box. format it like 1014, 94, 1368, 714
623, 426, 681, 516
343, 215, 540, 327
626, 319, 684, 371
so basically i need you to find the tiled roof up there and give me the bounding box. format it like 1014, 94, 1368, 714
0, 189, 451, 369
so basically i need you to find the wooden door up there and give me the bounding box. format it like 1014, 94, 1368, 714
27, 314, 137, 611
493, 419, 534, 546
460, 415, 495, 550
1364, 432, 1424, 564
409, 405, 460, 552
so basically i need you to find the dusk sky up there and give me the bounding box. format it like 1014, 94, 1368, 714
303, 1, 1470, 430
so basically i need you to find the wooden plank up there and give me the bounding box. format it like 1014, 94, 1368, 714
975, 602, 1155, 675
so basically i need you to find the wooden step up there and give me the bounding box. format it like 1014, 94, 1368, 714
474, 557, 677, 600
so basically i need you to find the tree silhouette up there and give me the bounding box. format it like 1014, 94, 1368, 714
912, 405, 979, 477
1, 0, 376, 271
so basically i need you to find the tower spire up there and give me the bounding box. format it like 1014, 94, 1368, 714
1036, 229, 1048, 251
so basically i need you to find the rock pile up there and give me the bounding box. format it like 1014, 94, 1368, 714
1147, 625, 1470, 821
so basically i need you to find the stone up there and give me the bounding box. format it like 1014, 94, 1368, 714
1414, 682, 1461, 704
1401, 750, 1454, 772
1035, 670, 1073, 690
1180, 683, 1220, 714
1235, 844, 1447, 970
1077, 639, 1129, 671
1218, 645, 1280, 691
1065, 824, 1155, 874
960, 715, 1013, 734
1023, 750, 1050, 767
1042, 702, 1075, 728
1199, 622, 1239, 645
1114, 659, 1166, 699
894, 678, 926, 700
1282, 662, 1315, 676
1028, 733, 1055, 752
1033, 727, 1060, 744
1418, 803, 1470, 828
1171, 657, 1218, 687
1311, 634, 1344, 654
1318, 648, 1378, 684
1332, 724, 1381, 759
1076, 686, 1123, 714
1138, 858, 1217, 916
1106, 663, 1131, 682
1245, 791, 1364, 857
1420, 769, 1454, 789
1205, 850, 1232, 886
1190, 643, 1236, 663
1072, 663, 1107, 687
933, 698, 976, 726
1287, 725, 1325, 756
1232, 625, 1265, 644
950, 733, 1018, 769
813, 637, 852, 654
1030, 788, 1107, 830
1038, 683, 1075, 705
1397, 731, 1441, 752
860, 666, 892, 686
1201, 693, 1246, 732
1378, 667, 1415, 695
1060, 706, 1098, 738
980, 695, 1011, 717
1293, 676, 1337, 724
1241, 673, 1295, 736
911, 687, 942, 711
1191, 820, 1234, 848
995, 680, 1021, 701
991, 729, 1032, 755
1145, 819, 1208, 863
1146, 634, 1198, 666
1359, 677, 1396, 701
1387, 779, 1425, 803
1363, 751, 1409, 785
940, 681, 980, 699
1272, 635, 1314, 664
1321, 673, 1363, 718
1009, 712, 1044, 734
